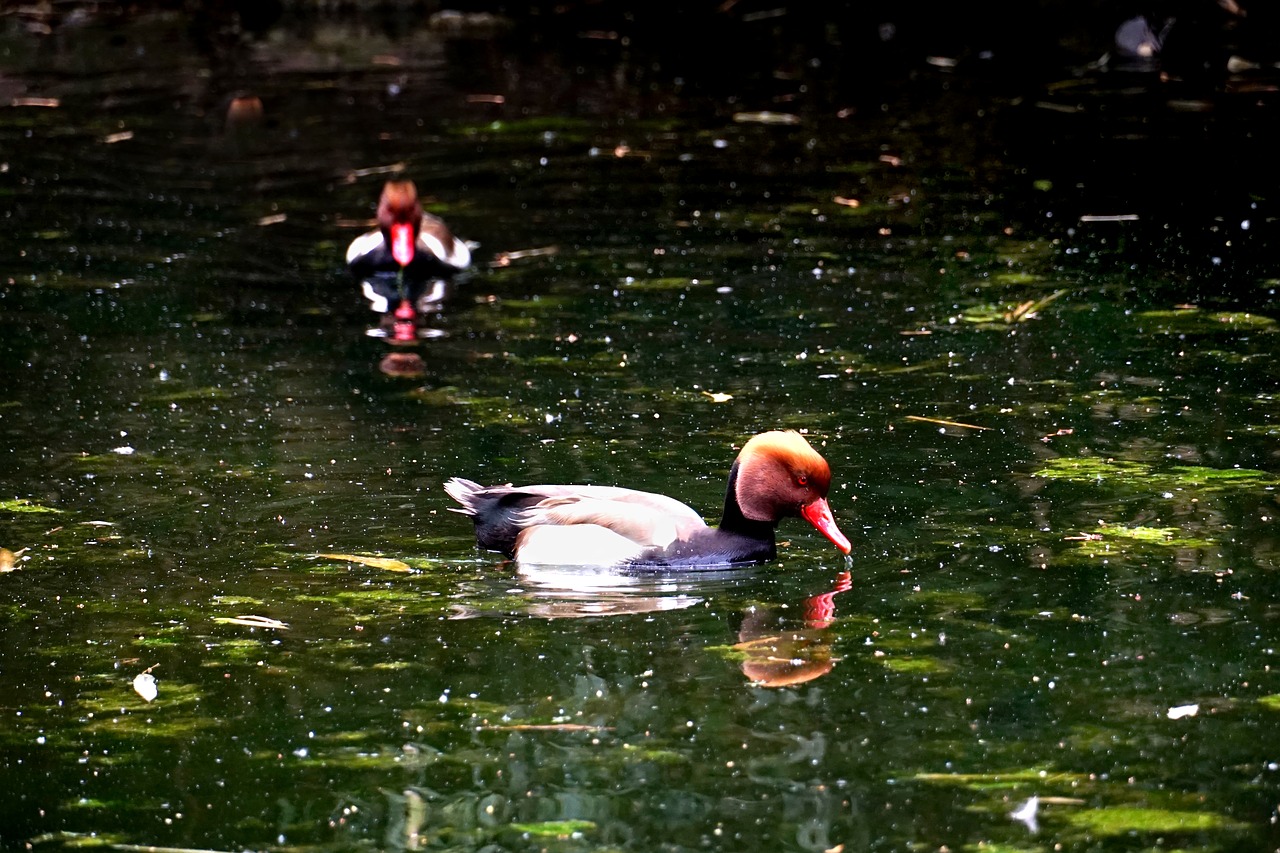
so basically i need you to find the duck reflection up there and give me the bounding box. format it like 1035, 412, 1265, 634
453, 565, 854, 687
735, 570, 852, 687
505, 565, 730, 619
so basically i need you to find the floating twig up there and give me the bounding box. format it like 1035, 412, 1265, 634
904, 415, 992, 431
479, 723, 615, 733
214, 615, 290, 629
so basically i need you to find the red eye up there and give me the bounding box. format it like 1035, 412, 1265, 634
796, 474, 808, 486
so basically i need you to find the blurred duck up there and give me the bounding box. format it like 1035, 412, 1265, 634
445, 431, 852, 568
346, 180, 471, 318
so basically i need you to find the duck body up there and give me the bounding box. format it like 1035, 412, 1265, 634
346, 180, 471, 315
445, 431, 851, 569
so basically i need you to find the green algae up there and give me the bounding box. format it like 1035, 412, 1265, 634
508, 819, 596, 837
1033, 456, 1277, 495
913, 768, 1089, 791
0, 499, 63, 514
1064, 805, 1247, 836
879, 655, 951, 675
1133, 309, 1277, 335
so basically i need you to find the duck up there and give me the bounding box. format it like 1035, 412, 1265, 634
346, 180, 471, 318
444, 430, 852, 568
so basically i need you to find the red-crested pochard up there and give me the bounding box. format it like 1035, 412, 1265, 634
346, 180, 471, 317
444, 431, 852, 568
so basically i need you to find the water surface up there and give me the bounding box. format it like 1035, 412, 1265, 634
2, 9, 1280, 852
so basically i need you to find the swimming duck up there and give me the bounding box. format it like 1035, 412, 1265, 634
444, 431, 851, 568
346, 180, 471, 316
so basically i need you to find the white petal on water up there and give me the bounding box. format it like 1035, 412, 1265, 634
132, 672, 158, 702
1167, 703, 1199, 720
1010, 795, 1039, 833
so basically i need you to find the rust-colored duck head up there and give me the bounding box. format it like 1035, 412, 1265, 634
376, 180, 423, 267
732, 431, 851, 554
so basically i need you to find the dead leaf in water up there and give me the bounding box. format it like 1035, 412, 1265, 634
12, 97, 60, 108
732, 110, 800, 125
318, 553, 412, 572
1006, 289, 1067, 322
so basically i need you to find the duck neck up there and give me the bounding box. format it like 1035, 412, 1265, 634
719, 461, 778, 543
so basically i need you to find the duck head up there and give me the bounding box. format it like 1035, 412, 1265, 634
734, 431, 852, 554
376, 180, 423, 267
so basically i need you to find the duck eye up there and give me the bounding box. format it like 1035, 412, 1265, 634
796, 474, 808, 486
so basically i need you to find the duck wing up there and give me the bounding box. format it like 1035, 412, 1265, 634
518, 488, 707, 549
444, 479, 707, 559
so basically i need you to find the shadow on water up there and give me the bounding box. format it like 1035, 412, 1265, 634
2, 3, 1280, 852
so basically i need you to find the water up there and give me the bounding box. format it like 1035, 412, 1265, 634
2, 8, 1280, 852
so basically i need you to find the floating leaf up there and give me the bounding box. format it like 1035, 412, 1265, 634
317, 553, 412, 572
701, 390, 734, 403
1167, 704, 1199, 720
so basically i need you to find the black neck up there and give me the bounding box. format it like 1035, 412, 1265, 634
719, 461, 778, 542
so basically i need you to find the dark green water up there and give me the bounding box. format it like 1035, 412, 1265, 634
2, 9, 1280, 853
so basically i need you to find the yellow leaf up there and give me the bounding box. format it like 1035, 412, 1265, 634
318, 553, 412, 572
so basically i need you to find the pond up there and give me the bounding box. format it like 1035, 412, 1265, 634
2, 7, 1280, 852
